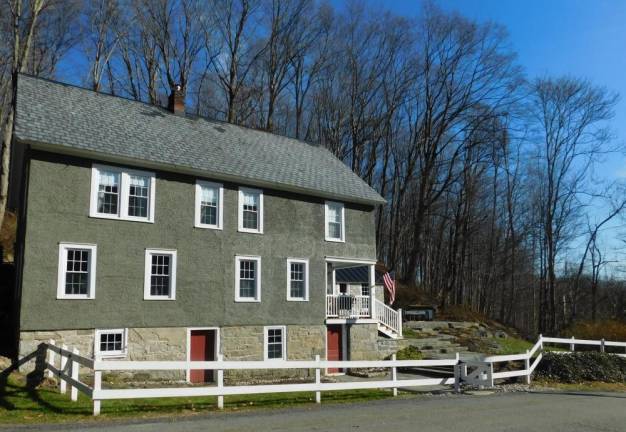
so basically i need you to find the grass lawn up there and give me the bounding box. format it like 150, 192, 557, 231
0, 372, 401, 426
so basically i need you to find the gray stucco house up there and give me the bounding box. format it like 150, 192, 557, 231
10, 75, 401, 382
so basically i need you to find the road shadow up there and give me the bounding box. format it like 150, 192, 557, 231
531, 389, 626, 399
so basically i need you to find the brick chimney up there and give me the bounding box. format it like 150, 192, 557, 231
168, 84, 185, 115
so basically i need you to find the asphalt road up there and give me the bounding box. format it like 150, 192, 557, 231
9, 391, 626, 432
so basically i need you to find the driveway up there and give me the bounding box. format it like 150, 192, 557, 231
8, 391, 626, 432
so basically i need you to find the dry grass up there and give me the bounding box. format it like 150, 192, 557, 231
563, 320, 626, 342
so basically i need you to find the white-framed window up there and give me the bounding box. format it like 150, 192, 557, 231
94, 329, 127, 358
361, 283, 370, 297
325, 201, 345, 242
238, 187, 263, 234
264, 326, 286, 361
287, 258, 309, 301
144, 249, 177, 300
90, 164, 155, 223
195, 180, 223, 229
235, 255, 261, 302
57, 243, 97, 299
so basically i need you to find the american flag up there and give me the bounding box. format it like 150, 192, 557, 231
383, 272, 396, 305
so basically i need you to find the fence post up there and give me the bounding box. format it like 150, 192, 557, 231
391, 354, 398, 397
454, 353, 461, 393
601, 339, 605, 353
47, 339, 56, 379
217, 353, 224, 410
397, 309, 403, 338
570, 336, 575, 352
487, 362, 494, 388
59, 344, 68, 394
93, 367, 102, 416
70, 348, 79, 402
315, 355, 321, 403
539, 334, 543, 350
524, 350, 531, 385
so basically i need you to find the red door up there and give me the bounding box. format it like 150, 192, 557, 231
190, 330, 215, 383
326, 325, 343, 373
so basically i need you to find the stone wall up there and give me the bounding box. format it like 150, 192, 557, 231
220, 324, 325, 384
348, 323, 381, 360
19, 325, 326, 384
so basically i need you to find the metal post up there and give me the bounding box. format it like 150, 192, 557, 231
93, 369, 101, 416
570, 336, 575, 351
525, 350, 531, 385
59, 344, 68, 394
391, 354, 398, 396
70, 348, 79, 402
315, 355, 321, 403
47, 339, 56, 379
217, 353, 224, 409
487, 362, 494, 388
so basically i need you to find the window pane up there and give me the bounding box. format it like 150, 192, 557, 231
97, 170, 119, 215
100, 332, 124, 353
361, 283, 370, 296
65, 248, 90, 295
242, 191, 259, 229
329, 222, 341, 239
239, 260, 257, 298
290, 262, 306, 299
150, 254, 170, 296
128, 175, 149, 218
200, 186, 219, 225
267, 328, 283, 359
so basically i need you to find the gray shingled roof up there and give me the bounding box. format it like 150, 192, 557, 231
14, 75, 384, 205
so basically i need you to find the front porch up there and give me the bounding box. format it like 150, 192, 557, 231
325, 257, 402, 339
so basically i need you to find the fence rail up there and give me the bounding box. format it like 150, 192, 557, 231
25, 334, 625, 416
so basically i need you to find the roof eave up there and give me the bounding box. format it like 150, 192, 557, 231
20, 138, 386, 206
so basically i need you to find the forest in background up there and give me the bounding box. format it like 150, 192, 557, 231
2, 0, 626, 336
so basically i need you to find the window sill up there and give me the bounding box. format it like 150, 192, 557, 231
238, 228, 264, 234
89, 213, 154, 224
194, 223, 223, 230
144, 297, 176, 301
235, 298, 261, 303
324, 237, 345, 243
96, 353, 127, 359
57, 296, 94, 300
287, 298, 309, 302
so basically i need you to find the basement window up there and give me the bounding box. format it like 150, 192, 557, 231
95, 329, 127, 358
264, 326, 286, 361
90, 164, 155, 223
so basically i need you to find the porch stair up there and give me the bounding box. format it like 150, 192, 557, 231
374, 299, 402, 339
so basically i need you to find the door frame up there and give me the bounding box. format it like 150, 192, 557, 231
186, 327, 220, 383
325, 324, 347, 375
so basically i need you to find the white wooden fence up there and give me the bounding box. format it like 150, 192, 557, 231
32, 334, 626, 416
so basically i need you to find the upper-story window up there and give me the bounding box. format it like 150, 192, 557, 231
325, 201, 345, 242
144, 249, 177, 300
238, 187, 263, 234
235, 255, 261, 302
90, 164, 155, 223
287, 258, 309, 301
57, 243, 97, 299
195, 180, 224, 229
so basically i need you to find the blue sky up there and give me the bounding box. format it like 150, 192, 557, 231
358, 0, 626, 272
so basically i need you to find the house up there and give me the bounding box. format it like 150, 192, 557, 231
9, 75, 402, 383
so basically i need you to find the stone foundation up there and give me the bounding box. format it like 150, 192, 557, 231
19, 324, 327, 384
348, 323, 382, 360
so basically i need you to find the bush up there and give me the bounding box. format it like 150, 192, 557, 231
535, 352, 626, 383
389, 345, 424, 360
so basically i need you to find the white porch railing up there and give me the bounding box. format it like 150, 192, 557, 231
374, 299, 402, 337
326, 295, 370, 318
